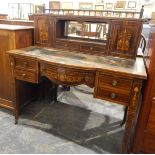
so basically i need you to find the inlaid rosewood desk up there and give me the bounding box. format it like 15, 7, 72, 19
8, 46, 146, 153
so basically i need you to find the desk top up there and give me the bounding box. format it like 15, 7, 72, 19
8, 46, 147, 80
0, 24, 34, 30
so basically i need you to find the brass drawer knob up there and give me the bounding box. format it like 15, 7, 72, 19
22, 73, 26, 77
85, 76, 89, 81
110, 93, 116, 99
10, 62, 14, 67
24, 62, 28, 66
40, 65, 45, 72
64, 44, 68, 47
90, 47, 93, 50
112, 80, 117, 86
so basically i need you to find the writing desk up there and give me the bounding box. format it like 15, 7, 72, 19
8, 46, 147, 153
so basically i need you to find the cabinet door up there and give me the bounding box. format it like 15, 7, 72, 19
138, 31, 155, 153
0, 29, 34, 110
0, 32, 13, 104
133, 72, 155, 153
109, 20, 142, 59
146, 99, 155, 130
133, 97, 155, 153
140, 99, 155, 153
34, 15, 51, 46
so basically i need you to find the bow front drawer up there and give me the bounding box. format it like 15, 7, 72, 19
40, 63, 95, 87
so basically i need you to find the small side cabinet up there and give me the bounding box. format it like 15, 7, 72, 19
0, 25, 33, 110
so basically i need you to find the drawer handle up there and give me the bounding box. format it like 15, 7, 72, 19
112, 80, 117, 86
110, 93, 117, 99
24, 62, 28, 66
10, 62, 14, 67
90, 47, 93, 50
85, 76, 90, 81
64, 44, 68, 47
22, 73, 26, 77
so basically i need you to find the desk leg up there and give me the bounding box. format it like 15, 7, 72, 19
62, 86, 70, 91
120, 106, 128, 126
14, 79, 20, 124
54, 84, 58, 102
121, 80, 142, 153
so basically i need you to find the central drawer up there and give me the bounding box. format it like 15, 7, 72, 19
55, 40, 80, 51
80, 43, 106, 54
41, 63, 95, 87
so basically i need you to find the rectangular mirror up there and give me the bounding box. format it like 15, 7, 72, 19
64, 21, 109, 43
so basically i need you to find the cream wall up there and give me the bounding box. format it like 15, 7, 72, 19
0, 0, 154, 18
47, 0, 155, 17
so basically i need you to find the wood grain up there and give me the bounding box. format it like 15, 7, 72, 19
133, 25, 155, 153
33, 14, 143, 59
0, 25, 34, 111
8, 46, 147, 153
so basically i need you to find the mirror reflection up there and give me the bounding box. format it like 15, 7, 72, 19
64, 21, 109, 42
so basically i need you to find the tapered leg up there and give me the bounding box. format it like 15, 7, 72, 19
121, 106, 128, 126
14, 111, 19, 124
54, 84, 58, 102
14, 79, 20, 124
62, 86, 70, 91
121, 80, 142, 153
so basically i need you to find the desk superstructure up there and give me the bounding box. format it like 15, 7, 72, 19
34, 14, 143, 59
7, 13, 147, 153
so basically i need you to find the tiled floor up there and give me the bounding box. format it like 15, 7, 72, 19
0, 85, 124, 153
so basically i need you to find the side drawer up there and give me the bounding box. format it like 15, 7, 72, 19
55, 40, 80, 51
14, 69, 38, 83
14, 57, 38, 71
96, 87, 130, 105
98, 74, 133, 91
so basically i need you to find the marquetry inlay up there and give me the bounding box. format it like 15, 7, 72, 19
132, 87, 139, 107
117, 29, 131, 51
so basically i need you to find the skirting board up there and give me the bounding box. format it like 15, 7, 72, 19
0, 97, 14, 111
